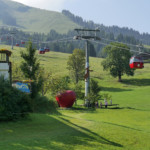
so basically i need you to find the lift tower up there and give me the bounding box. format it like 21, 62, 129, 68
74, 28, 101, 106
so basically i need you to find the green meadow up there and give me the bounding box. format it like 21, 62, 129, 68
0, 45, 150, 150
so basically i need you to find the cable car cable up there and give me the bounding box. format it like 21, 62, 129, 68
100, 37, 147, 49
90, 40, 150, 56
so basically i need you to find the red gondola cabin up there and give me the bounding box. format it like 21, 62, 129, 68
39, 48, 45, 54
129, 56, 144, 69
21, 41, 25, 44
44, 47, 50, 52
16, 43, 19, 46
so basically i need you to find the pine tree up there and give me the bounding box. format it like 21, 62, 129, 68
20, 41, 43, 99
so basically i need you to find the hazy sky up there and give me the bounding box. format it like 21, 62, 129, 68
11, 0, 150, 34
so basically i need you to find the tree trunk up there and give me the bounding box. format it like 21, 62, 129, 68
118, 72, 122, 82
75, 73, 78, 84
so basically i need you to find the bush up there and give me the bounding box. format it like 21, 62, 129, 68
0, 77, 31, 121
49, 76, 70, 96
33, 95, 57, 113
86, 79, 101, 107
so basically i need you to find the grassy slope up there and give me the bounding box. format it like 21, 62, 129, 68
0, 45, 150, 150
14, 8, 80, 34
0, 0, 80, 34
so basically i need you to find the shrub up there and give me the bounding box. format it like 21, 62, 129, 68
86, 79, 101, 107
33, 94, 57, 113
0, 77, 31, 121
49, 76, 70, 96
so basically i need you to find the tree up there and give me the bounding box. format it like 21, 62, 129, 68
40, 70, 52, 96
67, 49, 85, 83
12, 62, 24, 81
101, 42, 134, 82
20, 41, 43, 99
116, 33, 124, 42
87, 79, 101, 107
72, 82, 84, 105
48, 76, 70, 96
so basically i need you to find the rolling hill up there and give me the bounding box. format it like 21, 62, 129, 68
0, 0, 80, 34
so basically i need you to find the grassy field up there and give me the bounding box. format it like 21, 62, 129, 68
0, 45, 150, 150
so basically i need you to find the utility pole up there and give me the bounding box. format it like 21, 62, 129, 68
10, 32, 15, 50
74, 28, 101, 106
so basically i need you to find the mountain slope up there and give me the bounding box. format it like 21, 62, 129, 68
62, 10, 150, 45
0, 0, 80, 33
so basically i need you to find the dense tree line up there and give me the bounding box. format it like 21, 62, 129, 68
0, 25, 147, 57
62, 10, 150, 45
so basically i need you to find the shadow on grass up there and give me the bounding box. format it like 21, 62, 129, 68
70, 107, 96, 112
122, 79, 150, 86
100, 107, 121, 110
103, 121, 142, 132
58, 106, 97, 114
121, 107, 150, 112
58, 117, 123, 147
101, 86, 132, 92
8, 114, 123, 150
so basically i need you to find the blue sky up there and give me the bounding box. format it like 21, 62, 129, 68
12, 0, 150, 34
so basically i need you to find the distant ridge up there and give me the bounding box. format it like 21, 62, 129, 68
0, 0, 80, 34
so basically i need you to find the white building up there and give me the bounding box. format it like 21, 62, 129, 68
0, 49, 12, 81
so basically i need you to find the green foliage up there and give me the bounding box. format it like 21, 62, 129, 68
20, 41, 40, 80
86, 79, 101, 107
101, 42, 134, 82
0, 77, 31, 121
90, 79, 101, 96
40, 70, 52, 96
20, 41, 43, 99
73, 82, 84, 100
67, 49, 85, 83
49, 76, 70, 96
12, 62, 24, 81
102, 93, 112, 100
33, 95, 57, 113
